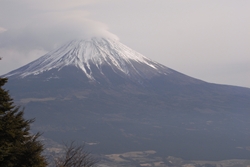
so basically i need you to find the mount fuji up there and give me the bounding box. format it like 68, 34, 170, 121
6, 38, 169, 80
3, 37, 250, 163
5, 37, 201, 87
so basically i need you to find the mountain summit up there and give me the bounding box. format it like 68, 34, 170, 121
5, 37, 172, 82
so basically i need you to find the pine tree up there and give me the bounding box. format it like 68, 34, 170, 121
0, 77, 47, 167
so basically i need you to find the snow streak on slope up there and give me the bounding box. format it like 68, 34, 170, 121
5, 37, 171, 80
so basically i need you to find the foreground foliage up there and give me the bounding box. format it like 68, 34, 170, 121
0, 77, 47, 167
54, 142, 98, 167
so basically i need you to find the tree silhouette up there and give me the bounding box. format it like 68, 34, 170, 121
54, 142, 98, 167
0, 77, 47, 167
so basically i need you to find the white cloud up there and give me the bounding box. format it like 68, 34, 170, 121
0, 0, 118, 49
0, 0, 117, 75
0, 10, 118, 50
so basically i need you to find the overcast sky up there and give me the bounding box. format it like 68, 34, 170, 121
0, 0, 249, 88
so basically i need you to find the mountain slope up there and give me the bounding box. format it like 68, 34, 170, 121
2, 37, 250, 163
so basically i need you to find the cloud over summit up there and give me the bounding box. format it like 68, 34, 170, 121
0, 0, 118, 74
0, 1, 118, 51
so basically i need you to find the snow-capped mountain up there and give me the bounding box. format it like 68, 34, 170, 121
5, 37, 171, 82
3, 36, 250, 163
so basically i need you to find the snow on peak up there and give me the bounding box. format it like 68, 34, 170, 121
5, 37, 170, 79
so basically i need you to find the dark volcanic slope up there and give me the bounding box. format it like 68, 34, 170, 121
3, 37, 250, 161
